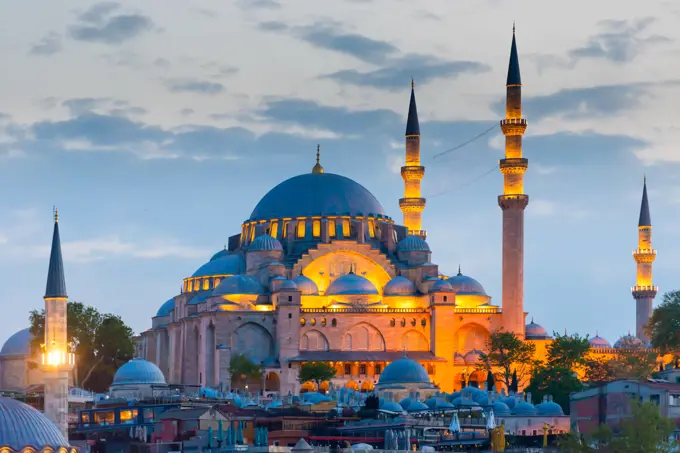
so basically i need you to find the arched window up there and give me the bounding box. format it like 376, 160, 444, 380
188, 280, 194, 292
310, 318, 317, 326
203, 279, 209, 290
271, 221, 279, 238
390, 318, 396, 327
331, 318, 337, 327
297, 220, 306, 238
312, 220, 321, 237
300, 318, 306, 326
214, 277, 221, 287
421, 318, 427, 327
342, 219, 350, 237
328, 220, 336, 237
368, 220, 375, 238
249, 224, 255, 241
401, 318, 406, 327
321, 318, 327, 327
411, 318, 416, 327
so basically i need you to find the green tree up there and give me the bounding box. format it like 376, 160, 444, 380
229, 353, 263, 390
610, 337, 658, 380
486, 371, 495, 391
525, 366, 582, 414
298, 362, 337, 390
477, 330, 536, 389
547, 332, 591, 370
584, 356, 616, 383
648, 290, 680, 355
29, 302, 134, 393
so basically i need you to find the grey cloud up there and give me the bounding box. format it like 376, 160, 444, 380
62, 98, 110, 116
569, 17, 671, 63
192, 7, 218, 17
180, 108, 195, 117
29, 32, 62, 56
69, 2, 154, 45
61, 98, 147, 118
258, 21, 288, 32
326, 54, 489, 90
238, 0, 281, 9
153, 58, 171, 68
165, 79, 225, 94
109, 106, 148, 117
201, 61, 239, 78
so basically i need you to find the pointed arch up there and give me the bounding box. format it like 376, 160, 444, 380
341, 322, 385, 351
300, 330, 329, 351
454, 323, 490, 352
232, 322, 275, 362
401, 330, 429, 351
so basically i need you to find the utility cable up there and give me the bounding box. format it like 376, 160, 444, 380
425, 165, 499, 198
432, 124, 499, 160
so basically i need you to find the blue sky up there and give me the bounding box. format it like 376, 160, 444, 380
1, 0, 679, 347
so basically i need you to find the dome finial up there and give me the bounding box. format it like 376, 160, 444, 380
513, 21, 515, 34
411, 78, 414, 90
53, 206, 58, 223
457, 265, 462, 276
312, 144, 324, 174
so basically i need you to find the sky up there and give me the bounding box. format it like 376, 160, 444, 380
1, 0, 679, 347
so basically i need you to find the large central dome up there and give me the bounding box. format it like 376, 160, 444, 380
249, 173, 386, 221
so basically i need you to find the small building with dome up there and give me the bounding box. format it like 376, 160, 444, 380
109, 358, 169, 399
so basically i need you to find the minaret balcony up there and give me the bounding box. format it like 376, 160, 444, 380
632, 285, 658, 298
408, 229, 427, 239
500, 118, 527, 135
401, 166, 425, 181
498, 194, 529, 210
633, 248, 657, 263
499, 158, 528, 175
399, 198, 426, 212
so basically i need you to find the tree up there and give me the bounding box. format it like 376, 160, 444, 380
610, 337, 658, 380
364, 395, 379, 410
547, 332, 591, 370
486, 371, 495, 391
525, 366, 582, 414
509, 370, 518, 393
648, 290, 680, 354
584, 356, 616, 383
477, 331, 536, 389
229, 353, 263, 390
298, 362, 337, 390
29, 302, 134, 393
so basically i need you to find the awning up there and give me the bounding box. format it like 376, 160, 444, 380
288, 351, 446, 362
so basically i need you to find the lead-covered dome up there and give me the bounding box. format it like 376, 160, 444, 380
249, 234, 283, 251
327, 273, 378, 296
214, 274, 264, 296
384, 276, 416, 296
589, 334, 611, 349
249, 173, 385, 221
112, 358, 166, 386
447, 271, 487, 296
156, 298, 175, 317
210, 248, 228, 261
536, 401, 564, 416
192, 254, 245, 277
378, 356, 430, 385
432, 279, 454, 293
397, 235, 430, 253
0, 328, 32, 356
0, 396, 70, 449
525, 320, 551, 339
293, 275, 319, 295
614, 334, 645, 349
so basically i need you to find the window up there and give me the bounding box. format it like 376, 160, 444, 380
188, 280, 194, 292
203, 279, 209, 290
368, 220, 375, 238
401, 318, 406, 327
359, 364, 367, 375
421, 319, 427, 327
94, 411, 114, 425
282, 221, 288, 238
214, 278, 221, 287
670, 394, 680, 406
411, 318, 416, 326
288, 296, 293, 302
249, 224, 255, 241
650, 394, 661, 405
120, 409, 138, 424
313, 220, 321, 237
288, 313, 292, 319
331, 318, 337, 327
300, 318, 306, 326
297, 220, 306, 238
311, 318, 316, 326
344, 364, 352, 375
342, 219, 350, 236
390, 318, 396, 327
271, 221, 279, 238
375, 365, 382, 375
321, 318, 327, 327
329, 220, 336, 237
443, 295, 448, 302
427, 364, 435, 375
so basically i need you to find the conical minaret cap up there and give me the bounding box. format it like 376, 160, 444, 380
506, 25, 521, 86
45, 209, 67, 298
405, 79, 420, 136
638, 177, 651, 227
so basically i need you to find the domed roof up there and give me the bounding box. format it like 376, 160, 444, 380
589, 334, 611, 349
293, 275, 319, 295
446, 270, 487, 296
502, 396, 517, 409
492, 401, 511, 415
249, 173, 386, 221
513, 401, 537, 415
0, 328, 32, 356
397, 235, 430, 253
213, 274, 264, 296
614, 334, 645, 349
0, 396, 70, 449
451, 396, 479, 407
431, 279, 454, 293
280, 279, 298, 291
536, 401, 564, 416
384, 276, 417, 296
210, 248, 228, 261
407, 400, 430, 412
380, 401, 405, 413
188, 291, 211, 305
399, 397, 412, 410
378, 356, 430, 385
156, 298, 175, 317
112, 358, 166, 386
192, 254, 245, 278
249, 234, 283, 252
326, 273, 378, 296
525, 320, 550, 339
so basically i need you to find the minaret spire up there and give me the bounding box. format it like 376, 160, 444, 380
400, 80, 426, 238
312, 144, 324, 174
499, 25, 529, 337
45, 208, 67, 299
632, 177, 657, 342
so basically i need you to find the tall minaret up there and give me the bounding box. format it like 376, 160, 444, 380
399, 80, 426, 238
42, 209, 75, 439
632, 178, 657, 343
499, 26, 528, 337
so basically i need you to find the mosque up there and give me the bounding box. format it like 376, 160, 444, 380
0, 30, 659, 402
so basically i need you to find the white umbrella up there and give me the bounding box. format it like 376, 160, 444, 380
448, 413, 460, 433
486, 409, 496, 430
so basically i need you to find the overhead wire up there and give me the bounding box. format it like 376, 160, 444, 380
425, 165, 499, 198
432, 123, 499, 160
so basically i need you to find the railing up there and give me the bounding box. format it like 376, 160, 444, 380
632, 248, 657, 256
454, 307, 501, 314
300, 308, 429, 314
631, 285, 659, 293
501, 118, 527, 126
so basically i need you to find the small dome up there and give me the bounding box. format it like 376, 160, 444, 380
384, 276, 417, 296
112, 359, 166, 386
464, 350, 482, 366
210, 248, 228, 261
0, 328, 32, 356
293, 275, 319, 295
156, 298, 175, 317
188, 291, 211, 305
407, 400, 430, 412
399, 397, 412, 410
0, 396, 70, 449
431, 279, 454, 293
192, 254, 245, 278
446, 271, 487, 296
502, 396, 517, 409
249, 234, 283, 252
213, 274, 264, 296
380, 401, 405, 413
492, 401, 511, 415
327, 273, 378, 296
589, 334, 611, 349
451, 397, 479, 407
473, 392, 490, 405
397, 235, 430, 253
536, 401, 564, 416
525, 320, 550, 339
614, 334, 645, 349
513, 401, 537, 415
453, 353, 466, 365
280, 279, 298, 291
425, 396, 445, 409
378, 357, 431, 385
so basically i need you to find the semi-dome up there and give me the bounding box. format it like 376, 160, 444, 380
293, 275, 319, 295
326, 273, 378, 296
213, 274, 264, 296
536, 401, 564, 416
210, 248, 228, 261
525, 320, 550, 339
280, 279, 298, 291
192, 254, 245, 278
431, 279, 454, 293
249, 173, 386, 221
397, 235, 430, 253
156, 298, 175, 317
378, 356, 430, 385
513, 401, 537, 415
112, 358, 166, 386
614, 334, 645, 349
589, 334, 611, 349
188, 291, 211, 305
446, 271, 487, 296
384, 276, 417, 296
0, 396, 70, 449
0, 328, 32, 356
249, 234, 283, 251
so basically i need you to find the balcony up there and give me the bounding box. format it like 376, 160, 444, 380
300, 307, 428, 314
501, 118, 527, 126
